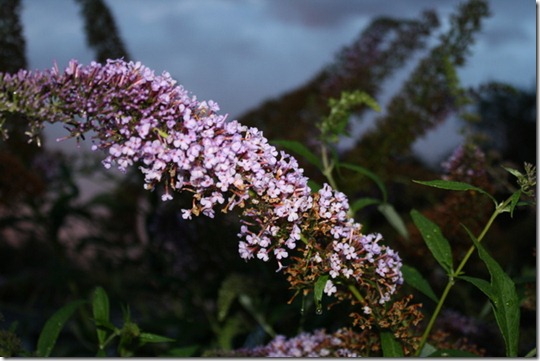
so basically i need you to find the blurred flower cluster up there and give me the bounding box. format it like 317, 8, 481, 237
212, 328, 365, 357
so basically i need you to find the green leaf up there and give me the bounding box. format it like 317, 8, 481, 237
524, 347, 537, 357
271, 140, 322, 170
138, 332, 175, 344
413, 179, 496, 205
217, 274, 251, 322
501, 165, 522, 178
154, 127, 169, 139
92, 287, 110, 347
401, 264, 439, 302
503, 190, 522, 217
460, 276, 493, 299
217, 288, 237, 322
94, 319, 117, 332
465, 231, 520, 357
307, 179, 322, 192
380, 330, 404, 357
378, 203, 409, 239
217, 314, 247, 350
314, 275, 329, 308
419, 342, 438, 357
339, 163, 387, 202
350, 197, 381, 213
36, 300, 87, 357
410, 210, 453, 273
238, 294, 276, 338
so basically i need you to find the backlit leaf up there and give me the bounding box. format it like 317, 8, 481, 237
36, 300, 87, 357
92, 287, 110, 347
139, 332, 175, 344
314, 275, 329, 307
378, 203, 409, 239
413, 179, 496, 205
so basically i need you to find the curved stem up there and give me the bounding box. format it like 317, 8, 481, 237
320, 144, 338, 190
415, 196, 513, 355
347, 284, 366, 304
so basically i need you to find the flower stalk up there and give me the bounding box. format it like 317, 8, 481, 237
415, 195, 514, 355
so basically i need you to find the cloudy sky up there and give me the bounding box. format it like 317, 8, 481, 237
19, 0, 536, 164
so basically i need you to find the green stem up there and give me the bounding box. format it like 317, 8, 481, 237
347, 284, 366, 304
320, 143, 355, 219
320, 144, 338, 190
415, 196, 513, 355
100, 329, 119, 352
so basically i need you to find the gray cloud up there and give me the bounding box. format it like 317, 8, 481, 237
264, 0, 455, 28
18, 0, 536, 158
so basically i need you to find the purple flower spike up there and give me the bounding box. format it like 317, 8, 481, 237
0, 59, 403, 304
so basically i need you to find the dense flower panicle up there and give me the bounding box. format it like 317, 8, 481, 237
0, 59, 402, 304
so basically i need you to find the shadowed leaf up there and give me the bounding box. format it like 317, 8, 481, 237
402, 264, 439, 302
380, 330, 404, 357
411, 209, 453, 273
36, 300, 87, 357
461, 227, 520, 357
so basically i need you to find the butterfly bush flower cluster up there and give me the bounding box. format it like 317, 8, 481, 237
441, 143, 488, 184
283, 183, 403, 306
0, 59, 402, 305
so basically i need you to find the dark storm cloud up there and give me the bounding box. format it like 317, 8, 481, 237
18, 0, 536, 159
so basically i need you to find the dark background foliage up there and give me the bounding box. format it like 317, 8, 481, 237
0, 0, 535, 356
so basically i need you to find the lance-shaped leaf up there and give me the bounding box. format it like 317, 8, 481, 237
460, 276, 492, 299
380, 330, 404, 357
378, 203, 409, 240
314, 274, 330, 311
350, 197, 380, 214
339, 162, 387, 202
36, 300, 87, 357
460, 228, 520, 357
92, 287, 110, 348
217, 274, 250, 322
413, 179, 496, 205
401, 264, 439, 302
138, 332, 175, 345
502, 190, 522, 218
410, 210, 453, 273
501, 165, 523, 179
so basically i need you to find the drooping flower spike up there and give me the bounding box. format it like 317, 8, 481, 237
0, 59, 402, 305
